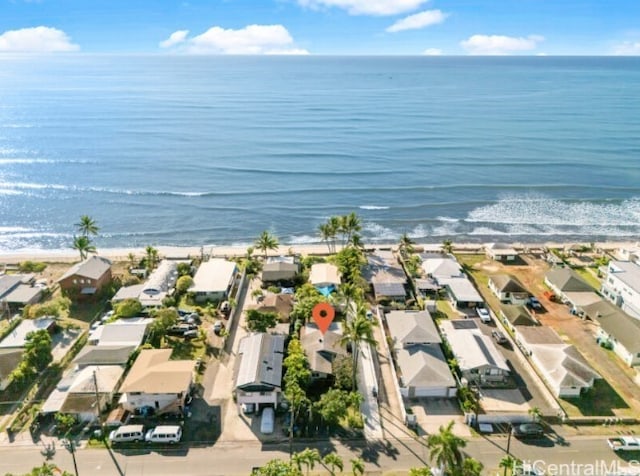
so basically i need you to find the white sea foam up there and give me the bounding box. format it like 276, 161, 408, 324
359, 205, 390, 210
466, 193, 640, 227
286, 234, 321, 245
436, 216, 460, 223
0, 189, 23, 196
363, 222, 398, 241
0, 226, 33, 233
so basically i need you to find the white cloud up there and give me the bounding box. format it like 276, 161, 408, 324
386, 10, 448, 33
460, 34, 544, 55
297, 0, 428, 16
613, 41, 640, 55
159, 30, 189, 48
423, 48, 442, 56
0, 26, 79, 52
161, 24, 306, 55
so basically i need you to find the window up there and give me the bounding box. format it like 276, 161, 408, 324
73, 279, 77, 284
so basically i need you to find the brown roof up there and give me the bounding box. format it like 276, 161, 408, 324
0, 348, 24, 380
119, 349, 195, 394
58, 255, 112, 282
257, 294, 294, 319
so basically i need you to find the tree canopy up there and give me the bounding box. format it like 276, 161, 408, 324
246, 309, 279, 333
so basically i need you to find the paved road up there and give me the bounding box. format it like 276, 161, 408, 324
1, 434, 638, 476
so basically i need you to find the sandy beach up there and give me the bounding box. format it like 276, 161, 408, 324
0, 240, 635, 264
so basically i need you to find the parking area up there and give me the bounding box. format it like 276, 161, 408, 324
406, 399, 471, 437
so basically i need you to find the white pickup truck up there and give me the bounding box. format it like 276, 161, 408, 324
608, 436, 640, 451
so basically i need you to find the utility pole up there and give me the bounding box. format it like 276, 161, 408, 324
503, 423, 513, 476
92, 369, 103, 439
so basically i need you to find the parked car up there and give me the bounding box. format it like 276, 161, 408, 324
220, 301, 231, 317
491, 330, 508, 345
109, 425, 144, 444
512, 423, 545, 439
145, 425, 182, 444
213, 321, 225, 335
260, 407, 275, 435
241, 403, 255, 415
183, 329, 198, 340
514, 464, 545, 476
528, 297, 543, 310
167, 324, 196, 336
476, 307, 492, 323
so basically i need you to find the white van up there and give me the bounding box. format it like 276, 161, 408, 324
108, 425, 145, 444
260, 407, 274, 435
145, 425, 182, 444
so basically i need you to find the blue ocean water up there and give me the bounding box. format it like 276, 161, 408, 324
0, 55, 639, 253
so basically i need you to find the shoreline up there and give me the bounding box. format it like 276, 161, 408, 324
0, 240, 635, 264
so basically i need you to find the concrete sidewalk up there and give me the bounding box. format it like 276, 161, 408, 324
358, 342, 383, 440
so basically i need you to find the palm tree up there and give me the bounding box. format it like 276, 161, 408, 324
442, 239, 453, 254
255, 230, 279, 259
499, 455, 520, 476
75, 215, 99, 237
293, 448, 320, 476
335, 282, 363, 315
350, 457, 365, 476
323, 453, 344, 476
460, 457, 484, 476
399, 232, 415, 257
528, 406, 542, 422
427, 421, 467, 474
127, 252, 137, 269
72, 235, 96, 261
318, 223, 335, 254
349, 232, 364, 249
340, 306, 377, 389
145, 245, 159, 272
340, 212, 362, 246
328, 216, 341, 252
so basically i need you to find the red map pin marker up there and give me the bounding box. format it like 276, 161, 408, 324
312, 302, 335, 335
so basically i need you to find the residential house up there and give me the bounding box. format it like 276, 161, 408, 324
309, 263, 341, 296
256, 294, 294, 322
87, 318, 151, 347
112, 260, 178, 307
385, 310, 457, 398
235, 333, 285, 408
437, 277, 484, 309
0, 274, 43, 310
583, 299, 640, 367
601, 261, 640, 320
57, 256, 112, 296
365, 250, 407, 302
0, 317, 56, 349
72, 345, 136, 369
420, 254, 463, 280
119, 349, 195, 414
41, 365, 125, 422
485, 243, 518, 262
301, 322, 346, 381
190, 258, 237, 303
439, 319, 510, 385
0, 348, 23, 390
544, 268, 594, 306
261, 256, 299, 284
500, 304, 538, 332
489, 274, 530, 305
515, 326, 600, 397
615, 243, 640, 264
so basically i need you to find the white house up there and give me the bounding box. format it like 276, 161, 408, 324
439, 319, 510, 385
485, 243, 518, 262
488, 274, 530, 305
0, 317, 56, 349
40, 365, 125, 422
601, 261, 640, 320
190, 258, 237, 303
545, 268, 594, 302
87, 318, 151, 347
112, 260, 178, 307
584, 300, 640, 367
261, 256, 299, 283
419, 254, 463, 280
118, 349, 195, 414
309, 263, 341, 295
437, 277, 484, 309
235, 333, 285, 408
515, 326, 600, 397
385, 310, 457, 398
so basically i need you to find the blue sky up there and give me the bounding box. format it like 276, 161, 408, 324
1, 0, 639, 55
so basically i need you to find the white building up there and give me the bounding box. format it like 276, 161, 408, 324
601, 261, 640, 320
118, 349, 195, 414
235, 333, 284, 408
190, 258, 237, 302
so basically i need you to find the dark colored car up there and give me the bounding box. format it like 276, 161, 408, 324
512, 423, 544, 439
492, 330, 508, 345
528, 297, 543, 310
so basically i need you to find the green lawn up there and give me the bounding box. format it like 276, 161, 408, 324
435, 299, 460, 320
166, 335, 210, 362
561, 379, 631, 417
574, 267, 601, 290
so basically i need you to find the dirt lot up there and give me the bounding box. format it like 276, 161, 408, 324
458, 253, 640, 418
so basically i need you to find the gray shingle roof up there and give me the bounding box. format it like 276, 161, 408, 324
236, 333, 285, 390
545, 268, 593, 292
58, 256, 112, 282
490, 274, 527, 294
397, 345, 456, 388
386, 310, 441, 347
